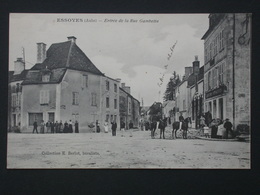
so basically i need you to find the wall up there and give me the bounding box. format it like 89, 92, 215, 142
99, 76, 120, 132
21, 83, 57, 132
233, 13, 251, 127
59, 69, 101, 133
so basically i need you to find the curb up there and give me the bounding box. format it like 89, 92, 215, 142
195, 136, 242, 142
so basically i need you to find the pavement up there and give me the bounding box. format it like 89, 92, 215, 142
7, 127, 250, 169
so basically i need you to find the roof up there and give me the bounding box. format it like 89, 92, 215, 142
187, 66, 204, 87
31, 40, 104, 75
24, 39, 104, 85
119, 87, 140, 103
22, 68, 67, 85
201, 14, 225, 40
9, 70, 29, 83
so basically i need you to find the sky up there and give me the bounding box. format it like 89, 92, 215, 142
9, 13, 209, 106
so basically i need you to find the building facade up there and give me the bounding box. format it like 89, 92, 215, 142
9, 36, 122, 133
202, 13, 251, 129
8, 58, 28, 130
175, 67, 193, 121
119, 84, 140, 129
187, 57, 204, 129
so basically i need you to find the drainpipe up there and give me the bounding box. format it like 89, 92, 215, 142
232, 14, 236, 129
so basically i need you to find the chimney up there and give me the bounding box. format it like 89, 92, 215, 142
67, 36, 77, 43
121, 83, 125, 88
115, 78, 121, 83
14, 58, 25, 75
193, 55, 200, 76
124, 86, 131, 94
37, 42, 47, 63
184, 67, 193, 79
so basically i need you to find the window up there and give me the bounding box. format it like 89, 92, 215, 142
219, 64, 223, 85
72, 92, 79, 105
91, 93, 97, 106
208, 71, 212, 90
128, 101, 131, 114
12, 94, 16, 107
29, 113, 43, 126
204, 73, 208, 91
205, 47, 208, 63
106, 80, 110, 91
48, 113, 55, 123
40, 90, 49, 104
82, 75, 88, 88
214, 37, 217, 56
213, 68, 217, 88
183, 100, 186, 110
17, 93, 21, 107
209, 43, 213, 59
114, 99, 117, 109
114, 83, 117, 93
219, 29, 224, 51
42, 74, 50, 82
106, 97, 109, 108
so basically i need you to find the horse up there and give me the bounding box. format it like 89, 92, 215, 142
151, 118, 168, 139
172, 117, 191, 139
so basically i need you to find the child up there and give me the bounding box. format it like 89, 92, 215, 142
204, 125, 210, 138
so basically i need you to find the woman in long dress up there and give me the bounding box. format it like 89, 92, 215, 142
104, 120, 109, 133
68, 120, 73, 133
75, 120, 79, 133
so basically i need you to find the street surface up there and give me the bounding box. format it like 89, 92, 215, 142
7, 127, 250, 169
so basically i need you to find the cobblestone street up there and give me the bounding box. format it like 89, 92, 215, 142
7, 128, 250, 169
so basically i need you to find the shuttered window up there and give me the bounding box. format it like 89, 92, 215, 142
40, 90, 49, 104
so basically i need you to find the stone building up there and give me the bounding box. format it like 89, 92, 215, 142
175, 67, 193, 121
119, 83, 140, 129
8, 58, 28, 130
9, 36, 120, 132
202, 13, 251, 129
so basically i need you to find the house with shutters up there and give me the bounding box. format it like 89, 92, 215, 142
8, 58, 29, 131
9, 36, 120, 133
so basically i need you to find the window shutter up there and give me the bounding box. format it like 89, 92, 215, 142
46, 90, 49, 103
40, 90, 43, 104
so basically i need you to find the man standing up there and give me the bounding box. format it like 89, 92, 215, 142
178, 113, 184, 131
224, 118, 233, 139
33, 120, 38, 134
46, 121, 51, 133
96, 120, 100, 133
111, 121, 117, 136
205, 111, 212, 127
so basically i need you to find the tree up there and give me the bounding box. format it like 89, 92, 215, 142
163, 71, 181, 101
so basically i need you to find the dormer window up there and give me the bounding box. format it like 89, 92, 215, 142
41, 66, 51, 82
42, 74, 50, 82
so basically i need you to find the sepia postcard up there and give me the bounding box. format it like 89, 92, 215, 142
7, 13, 251, 169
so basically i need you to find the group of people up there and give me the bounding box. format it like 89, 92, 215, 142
103, 120, 118, 136
32, 120, 79, 134
199, 111, 233, 139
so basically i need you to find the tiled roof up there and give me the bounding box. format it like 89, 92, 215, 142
32, 41, 104, 75
22, 68, 66, 85
119, 87, 140, 103
25, 39, 104, 85
9, 70, 29, 83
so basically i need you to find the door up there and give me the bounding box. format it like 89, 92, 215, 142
48, 113, 55, 123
